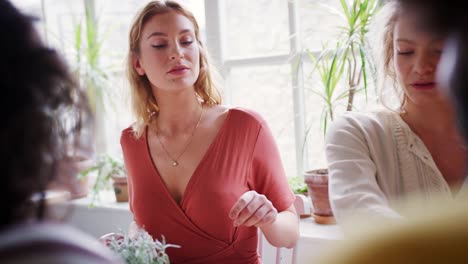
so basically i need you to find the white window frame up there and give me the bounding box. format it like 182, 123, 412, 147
205, 0, 320, 176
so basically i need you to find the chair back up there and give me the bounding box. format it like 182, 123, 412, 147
257, 194, 311, 264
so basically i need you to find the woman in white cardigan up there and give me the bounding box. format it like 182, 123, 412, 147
325, 1, 468, 225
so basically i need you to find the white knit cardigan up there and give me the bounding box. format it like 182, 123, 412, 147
325, 110, 462, 223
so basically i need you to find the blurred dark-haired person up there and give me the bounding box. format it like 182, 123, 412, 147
0, 1, 120, 263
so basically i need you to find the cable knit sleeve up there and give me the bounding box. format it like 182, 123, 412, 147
325, 113, 402, 224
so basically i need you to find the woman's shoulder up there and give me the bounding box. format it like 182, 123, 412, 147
0, 222, 120, 263
121, 126, 134, 137
225, 106, 268, 127
326, 110, 399, 143
333, 110, 398, 129
120, 124, 142, 145
0, 222, 93, 247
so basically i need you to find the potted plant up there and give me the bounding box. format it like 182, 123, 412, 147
79, 154, 128, 204
301, 0, 381, 224
48, 114, 95, 200
288, 176, 313, 218
51, 154, 94, 199
304, 169, 334, 224
288, 176, 308, 196
102, 228, 179, 264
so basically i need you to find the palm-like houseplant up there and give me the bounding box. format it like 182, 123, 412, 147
301, 0, 381, 224
74, 8, 105, 109
66, 2, 125, 202
305, 0, 380, 136
71, 1, 127, 156
72, 2, 110, 153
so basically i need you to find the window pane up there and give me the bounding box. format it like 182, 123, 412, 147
23, 0, 206, 157
91, 0, 206, 156
10, 0, 42, 16
299, 0, 343, 51
227, 65, 297, 176
302, 60, 334, 170
302, 58, 380, 170
224, 0, 290, 59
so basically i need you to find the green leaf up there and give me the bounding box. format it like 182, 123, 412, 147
288, 176, 308, 194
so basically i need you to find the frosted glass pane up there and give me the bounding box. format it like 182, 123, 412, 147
224, 0, 290, 59
299, 0, 343, 51
302, 59, 380, 169
26, 0, 205, 157
227, 65, 297, 176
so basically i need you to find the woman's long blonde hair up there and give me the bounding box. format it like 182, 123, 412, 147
127, 0, 222, 138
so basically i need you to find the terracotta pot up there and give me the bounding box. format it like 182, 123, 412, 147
304, 169, 335, 224
50, 156, 93, 199
111, 175, 128, 203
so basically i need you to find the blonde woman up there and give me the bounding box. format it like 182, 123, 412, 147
325, 1, 467, 224
120, 1, 299, 263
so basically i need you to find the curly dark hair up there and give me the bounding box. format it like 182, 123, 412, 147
0, 0, 92, 229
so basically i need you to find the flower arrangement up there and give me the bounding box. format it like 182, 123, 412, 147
103, 228, 179, 264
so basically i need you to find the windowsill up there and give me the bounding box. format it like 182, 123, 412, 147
299, 217, 343, 241
62, 190, 343, 240
70, 190, 130, 211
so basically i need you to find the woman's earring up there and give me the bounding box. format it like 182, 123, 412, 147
148, 109, 156, 118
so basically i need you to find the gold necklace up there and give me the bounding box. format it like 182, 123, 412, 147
155, 105, 204, 167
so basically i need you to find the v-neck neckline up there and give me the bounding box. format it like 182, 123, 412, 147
144, 108, 233, 211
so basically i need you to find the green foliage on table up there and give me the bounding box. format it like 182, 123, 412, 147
288, 176, 308, 195
108, 229, 179, 264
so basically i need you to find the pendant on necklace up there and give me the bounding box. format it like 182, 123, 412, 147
172, 161, 178, 167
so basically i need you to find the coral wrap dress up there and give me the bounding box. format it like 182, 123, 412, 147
121, 108, 295, 264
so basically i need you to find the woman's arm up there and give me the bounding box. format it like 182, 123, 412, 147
259, 204, 298, 248
230, 110, 300, 248
326, 114, 402, 223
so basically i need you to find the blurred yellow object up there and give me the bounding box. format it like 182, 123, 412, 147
318, 186, 468, 264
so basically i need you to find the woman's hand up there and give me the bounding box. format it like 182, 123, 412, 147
229, 190, 278, 228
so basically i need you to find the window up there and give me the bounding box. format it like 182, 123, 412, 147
205, 0, 351, 176
12, 0, 376, 178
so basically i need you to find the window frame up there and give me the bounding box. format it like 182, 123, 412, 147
204, 0, 324, 176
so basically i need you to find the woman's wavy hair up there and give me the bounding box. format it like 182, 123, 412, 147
372, 1, 405, 112
0, 0, 92, 228
127, 0, 222, 138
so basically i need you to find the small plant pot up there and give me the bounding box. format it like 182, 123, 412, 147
111, 175, 128, 203
51, 156, 93, 199
304, 169, 335, 224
